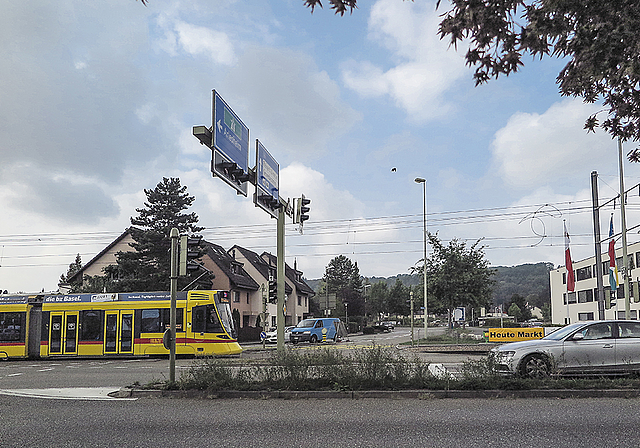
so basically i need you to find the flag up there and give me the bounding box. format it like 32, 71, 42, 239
609, 215, 619, 292
564, 222, 575, 292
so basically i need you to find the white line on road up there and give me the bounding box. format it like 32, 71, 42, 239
0, 387, 137, 401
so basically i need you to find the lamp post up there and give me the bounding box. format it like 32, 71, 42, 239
415, 177, 427, 337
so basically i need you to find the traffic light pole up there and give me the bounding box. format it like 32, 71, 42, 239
277, 203, 286, 351
169, 227, 178, 383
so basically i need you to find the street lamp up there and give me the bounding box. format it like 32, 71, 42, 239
414, 177, 427, 337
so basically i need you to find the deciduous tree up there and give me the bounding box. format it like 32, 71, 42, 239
418, 232, 495, 318
323, 255, 365, 316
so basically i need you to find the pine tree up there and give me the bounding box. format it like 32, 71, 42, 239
104, 177, 205, 292
59, 253, 83, 286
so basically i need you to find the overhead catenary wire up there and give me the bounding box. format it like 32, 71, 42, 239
1, 198, 639, 269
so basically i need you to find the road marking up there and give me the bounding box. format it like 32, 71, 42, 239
0, 387, 137, 401
37, 368, 55, 372
7, 373, 23, 377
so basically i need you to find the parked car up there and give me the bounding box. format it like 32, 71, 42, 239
263, 326, 293, 344
371, 322, 392, 333
381, 321, 395, 330
492, 320, 640, 378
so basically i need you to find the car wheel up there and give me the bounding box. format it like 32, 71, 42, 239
518, 354, 550, 379
310, 335, 318, 343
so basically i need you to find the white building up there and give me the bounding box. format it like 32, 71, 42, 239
551, 241, 640, 324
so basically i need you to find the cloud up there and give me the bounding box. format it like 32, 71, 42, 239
491, 99, 614, 190
223, 46, 361, 160
6, 168, 120, 224
0, 1, 169, 223
341, 0, 468, 121
172, 20, 235, 65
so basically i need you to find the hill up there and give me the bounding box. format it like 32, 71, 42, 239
305, 262, 553, 308
492, 262, 553, 309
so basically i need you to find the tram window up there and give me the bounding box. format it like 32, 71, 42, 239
141, 309, 161, 333
0, 312, 24, 342
192, 305, 223, 333
80, 311, 103, 341
141, 308, 184, 333
161, 309, 184, 332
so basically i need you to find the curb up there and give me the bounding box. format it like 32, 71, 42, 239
111, 388, 640, 400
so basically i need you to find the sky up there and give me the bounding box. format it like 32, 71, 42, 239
2, 0, 640, 294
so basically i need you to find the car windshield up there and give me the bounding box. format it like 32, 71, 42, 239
296, 319, 316, 328
542, 322, 586, 341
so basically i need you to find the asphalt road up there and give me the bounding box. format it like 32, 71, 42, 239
2, 395, 640, 448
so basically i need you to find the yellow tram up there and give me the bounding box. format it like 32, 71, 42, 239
0, 290, 241, 359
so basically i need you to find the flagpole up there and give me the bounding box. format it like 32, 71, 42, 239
564, 220, 574, 325
618, 138, 631, 320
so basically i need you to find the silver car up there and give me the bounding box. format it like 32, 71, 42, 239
492, 320, 640, 378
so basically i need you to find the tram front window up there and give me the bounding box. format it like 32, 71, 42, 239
218, 303, 237, 339
192, 305, 223, 333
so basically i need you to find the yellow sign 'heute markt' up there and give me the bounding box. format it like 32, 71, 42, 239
488, 328, 544, 343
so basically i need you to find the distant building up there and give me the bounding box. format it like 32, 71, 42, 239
550, 241, 640, 324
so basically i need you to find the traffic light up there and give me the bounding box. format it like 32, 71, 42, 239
268, 280, 277, 303
295, 194, 311, 224
606, 290, 616, 309
179, 235, 203, 276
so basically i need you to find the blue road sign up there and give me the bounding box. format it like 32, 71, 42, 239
254, 140, 279, 219
213, 91, 249, 172
256, 140, 278, 201
211, 90, 250, 196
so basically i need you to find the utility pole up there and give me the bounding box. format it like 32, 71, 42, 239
410, 290, 414, 346
591, 171, 605, 320
618, 139, 631, 319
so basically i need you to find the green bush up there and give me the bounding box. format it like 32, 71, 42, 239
174, 348, 640, 392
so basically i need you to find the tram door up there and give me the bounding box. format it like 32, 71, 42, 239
104, 311, 134, 355
48, 312, 79, 355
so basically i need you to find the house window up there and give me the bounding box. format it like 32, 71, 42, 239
578, 312, 594, 321
233, 291, 240, 303
298, 295, 302, 306
576, 266, 592, 281
564, 292, 577, 304
577, 289, 593, 303
617, 310, 638, 320
246, 292, 250, 304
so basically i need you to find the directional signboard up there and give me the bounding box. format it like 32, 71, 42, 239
254, 139, 279, 219
211, 90, 250, 196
